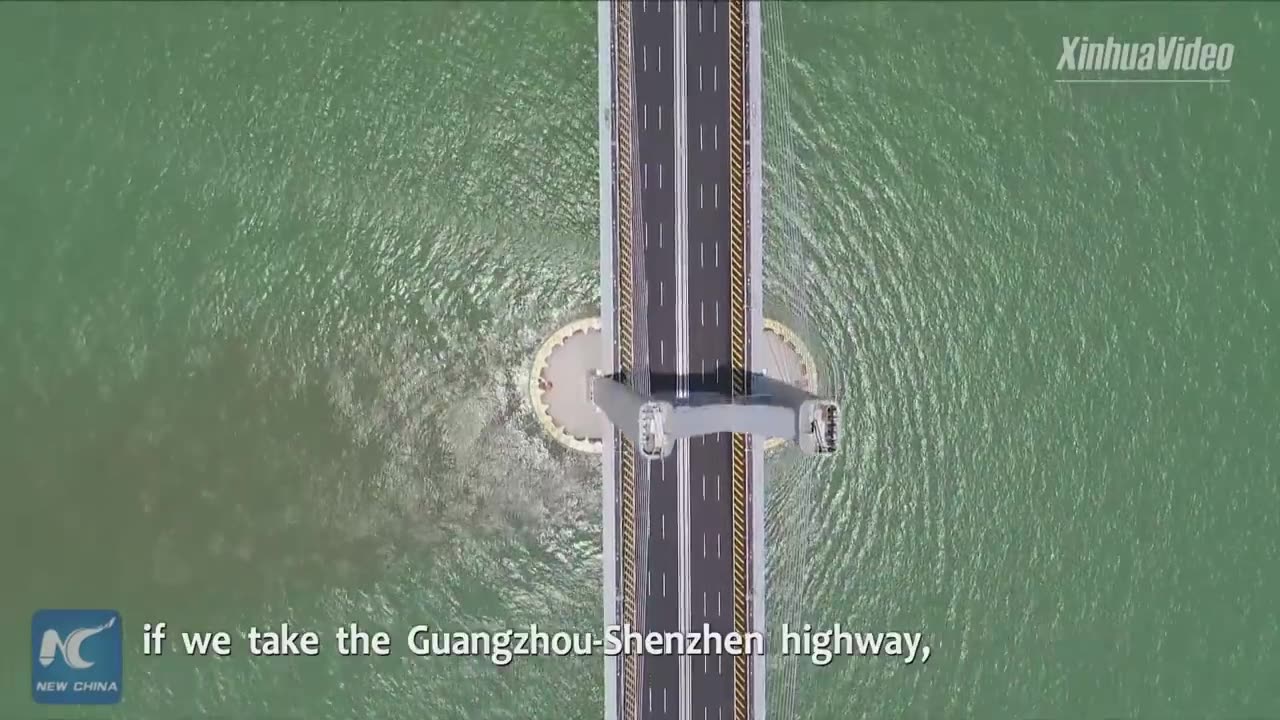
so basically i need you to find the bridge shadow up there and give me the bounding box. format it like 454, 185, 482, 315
605, 369, 808, 404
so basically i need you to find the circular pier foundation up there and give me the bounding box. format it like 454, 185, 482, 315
530, 317, 818, 454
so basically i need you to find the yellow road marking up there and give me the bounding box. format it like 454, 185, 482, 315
727, 1, 750, 718
614, 3, 640, 718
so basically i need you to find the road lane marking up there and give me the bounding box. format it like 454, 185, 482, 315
644, 163, 649, 190
658, 45, 662, 73
714, 183, 719, 209
659, 162, 664, 189
702, 591, 707, 616
701, 532, 706, 558
717, 474, 721, 501
716, 301, 720, 326
643, 45, 648, 72
700, 301, 705, 326
663, 572, 668, 597
717, 533, 722, 558
699, 183, 704, 209
701, 474, 706, 500
660, 281, 665, 307
699, 65, 703, 91
715, 242, 719, 267
673, 13, 694, 717
662, 512, 666, 538
700, 241, 705, 268
660, 222, 664, 248
644, 103, 648, 130
661, 339, 665, 364
713, 65, 718, 92
699, 123, 704, 150
659, 104, 664, 130
714, 124, 719, 150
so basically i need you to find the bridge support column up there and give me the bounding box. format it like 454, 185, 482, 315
592, 372, 840, 456
591, 375, 676, 459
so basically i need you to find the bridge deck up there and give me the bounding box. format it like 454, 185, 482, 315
601, 2, 764, 719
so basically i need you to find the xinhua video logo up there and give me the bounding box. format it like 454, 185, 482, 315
31, 609, 123, 705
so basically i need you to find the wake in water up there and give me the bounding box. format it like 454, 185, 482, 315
760, 4, 834, 718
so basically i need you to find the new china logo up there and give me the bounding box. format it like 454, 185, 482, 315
31, 609, 122, 704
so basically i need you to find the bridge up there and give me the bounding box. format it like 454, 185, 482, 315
532, 2, 839, 718
597, 0, 843, 717
601, 1, 760, 718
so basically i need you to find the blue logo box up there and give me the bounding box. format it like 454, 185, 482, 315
31, 609, 123, 705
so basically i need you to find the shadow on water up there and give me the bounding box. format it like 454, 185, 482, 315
4, 339, 397, 612
2, 329, 596, 615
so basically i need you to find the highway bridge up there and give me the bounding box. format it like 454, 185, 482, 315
595, 2, 836, 719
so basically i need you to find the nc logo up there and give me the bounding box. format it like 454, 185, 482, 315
38, 615, 117, 669
31, 609, 123, 705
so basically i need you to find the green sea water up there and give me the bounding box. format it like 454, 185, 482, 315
2, 2, 1277, 718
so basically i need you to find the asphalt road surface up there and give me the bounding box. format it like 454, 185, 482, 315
683, 3, 738, 718
631, 2, 680, 717
618, 1, 748, 718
